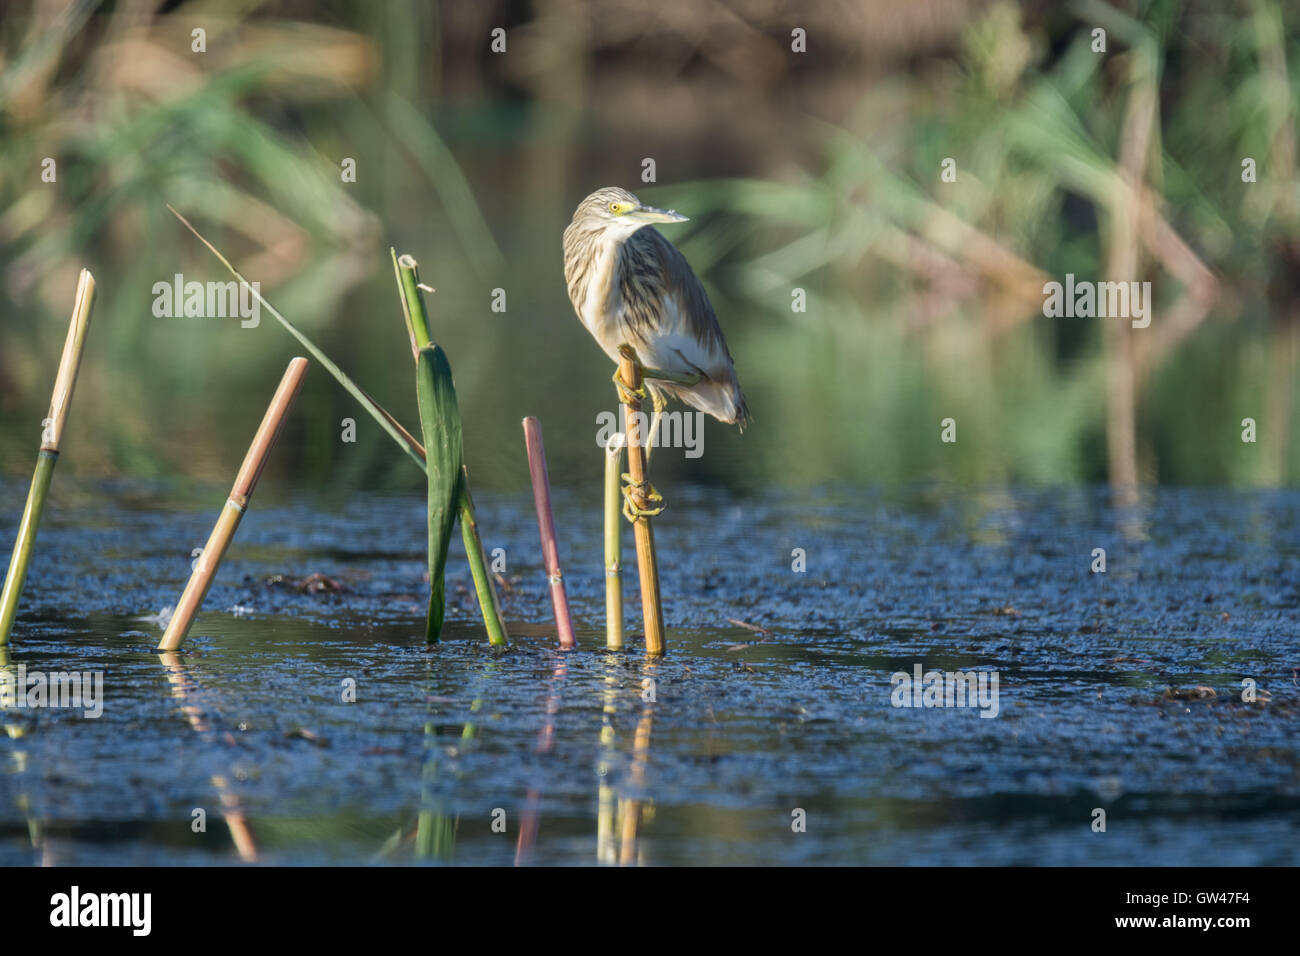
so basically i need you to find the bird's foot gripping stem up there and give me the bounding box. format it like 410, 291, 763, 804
621, 474, 665, 522
612, 366, 648, 406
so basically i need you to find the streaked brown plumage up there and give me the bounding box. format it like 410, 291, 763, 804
564, 186, 750, 428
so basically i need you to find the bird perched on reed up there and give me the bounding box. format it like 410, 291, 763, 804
563, 186, 750, 430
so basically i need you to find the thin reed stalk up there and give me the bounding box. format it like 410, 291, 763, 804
604, 433, 626, 650
0, 269, 96, 647
168, 206, 427, 473
393, 251, 434, 358
617, 349, 666, 656
522, 417, 576, 650
158, 358, 308, 651
458, 470, 509, 647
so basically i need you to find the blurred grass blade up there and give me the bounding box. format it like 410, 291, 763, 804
416, 346, 464, 643
167, 204, 429, 475
383, 93, 505, 272
0, 0, 99, 109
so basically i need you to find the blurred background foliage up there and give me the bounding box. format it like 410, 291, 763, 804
0, 0, 1297, 494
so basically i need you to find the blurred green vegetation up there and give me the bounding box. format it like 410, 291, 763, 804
0, 0, 1297, 493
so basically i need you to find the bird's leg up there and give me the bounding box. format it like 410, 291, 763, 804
644, 388, 667, 467
637, 369, 696, 468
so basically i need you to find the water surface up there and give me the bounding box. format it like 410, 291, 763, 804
2, 481, 1297, 865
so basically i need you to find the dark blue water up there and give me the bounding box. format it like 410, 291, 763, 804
1, 480, 1297, 864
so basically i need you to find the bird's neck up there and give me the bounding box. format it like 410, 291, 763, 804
565, 225, 637, 317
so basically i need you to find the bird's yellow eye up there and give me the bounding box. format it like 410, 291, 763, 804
608, 202, 621, 214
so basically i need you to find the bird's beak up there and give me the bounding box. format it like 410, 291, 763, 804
629, 204, 689, 224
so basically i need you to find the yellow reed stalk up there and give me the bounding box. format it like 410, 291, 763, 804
0, 270, 96, 646
617, 349, 666, 655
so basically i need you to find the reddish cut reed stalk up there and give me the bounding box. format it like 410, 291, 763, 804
158, 358, 309, 651
522, 417, 575, 650
617, 351, 666, 656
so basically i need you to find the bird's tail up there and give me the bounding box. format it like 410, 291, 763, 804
660, 377, 751, 431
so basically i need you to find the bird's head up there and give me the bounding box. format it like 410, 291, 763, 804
569, 187, 689, 241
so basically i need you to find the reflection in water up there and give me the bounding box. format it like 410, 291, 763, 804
618, 659, 657, 867
596, 660, 618, 864
415, 722, 457, 861
415, 746, 457, 861
516, 653, 568, 865
594, 655, 658, 866
0, 648, 50, 865
1114, 494, 1150, 543
157, 651, 258, 862
413, 658, 490, 862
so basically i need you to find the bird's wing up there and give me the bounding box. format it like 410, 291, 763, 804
619, 227, 735, 379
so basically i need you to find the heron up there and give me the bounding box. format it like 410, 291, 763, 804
563, 186, 750, 447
